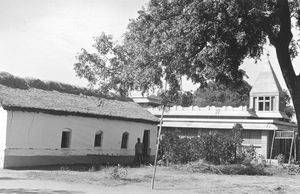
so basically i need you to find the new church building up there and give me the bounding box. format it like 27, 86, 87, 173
133, 63, 298, 161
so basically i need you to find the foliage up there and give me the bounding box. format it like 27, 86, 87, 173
74, 0, 300, 130
175, 91, 194, 107
177, 160, 270, 176
280, 90, 295, 120
275, 154, 285, 165
110, 165, 128, 180
0, 72, 130, 101
193, 80, 251, 107
159, 123, 245, 165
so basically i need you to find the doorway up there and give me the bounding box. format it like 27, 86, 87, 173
143, 130, 150, 158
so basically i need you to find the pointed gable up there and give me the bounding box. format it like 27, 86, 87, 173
250, 62, 282, 96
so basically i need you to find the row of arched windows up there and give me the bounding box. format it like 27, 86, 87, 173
60, 129, 129, 149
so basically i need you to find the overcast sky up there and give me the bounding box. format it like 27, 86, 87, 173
0, 0, 299, 91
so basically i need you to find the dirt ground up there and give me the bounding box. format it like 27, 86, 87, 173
1, 166, 300, 194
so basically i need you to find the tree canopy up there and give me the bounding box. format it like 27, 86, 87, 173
193, 80, 251, 107
74, 0, 300, 128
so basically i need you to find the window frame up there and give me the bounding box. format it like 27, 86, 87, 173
257, 96, 274, 111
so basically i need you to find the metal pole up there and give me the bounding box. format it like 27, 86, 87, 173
151, 105, 165, 190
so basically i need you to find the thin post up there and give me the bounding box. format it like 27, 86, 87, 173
151, 105, 165, 190
294, 130, 297, 161
269, 130, 276, 164
289, 135, 294, 164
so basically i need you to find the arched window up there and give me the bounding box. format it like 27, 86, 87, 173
121, 132, 129, 149
94, 130, 103, 147
61, 128, 71, 148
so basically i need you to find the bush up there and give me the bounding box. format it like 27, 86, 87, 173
110, 165, 128, 179
275, 154, 285, 165
158, 123, 245, 165
178, 160, 270, 175
0, 72, 29, 89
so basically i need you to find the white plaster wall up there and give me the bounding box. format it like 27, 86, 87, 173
0, 107, 7, 168
5, 111, 157, 157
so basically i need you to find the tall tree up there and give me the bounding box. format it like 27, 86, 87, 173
122, 0, 300, 130
74, 0, 300, 130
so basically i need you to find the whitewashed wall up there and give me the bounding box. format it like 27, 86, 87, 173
0, 107, 7, 168
5, 111, 157, 157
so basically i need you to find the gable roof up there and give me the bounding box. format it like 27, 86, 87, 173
0, 85, 158, 124
250, 62, 283, 95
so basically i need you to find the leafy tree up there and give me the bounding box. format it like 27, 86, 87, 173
123, 0, 300, 130
281, 89, 295, 120
74, 0, 300, 130
193, 80, 251, 107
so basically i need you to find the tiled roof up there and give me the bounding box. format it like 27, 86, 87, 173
0, 85, 158, 124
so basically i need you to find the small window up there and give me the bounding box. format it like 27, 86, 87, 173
94, 130, 103, 147
121, 132, 129, 149
61, 129, 71, 148
257, 96, 274, 111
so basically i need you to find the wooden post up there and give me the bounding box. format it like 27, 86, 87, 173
269, 130, 276, 164
294, 129, 297, 161
288, 134, 294, 164
151, 105, 165, 190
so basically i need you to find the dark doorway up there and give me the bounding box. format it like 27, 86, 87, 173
143, 130, 150, 158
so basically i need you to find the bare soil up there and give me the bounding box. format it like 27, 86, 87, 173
1, 166, 300, 193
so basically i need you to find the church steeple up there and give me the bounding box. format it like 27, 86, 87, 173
249, 60, 287, 119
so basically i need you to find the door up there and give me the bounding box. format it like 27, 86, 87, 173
143, 130, 150, 157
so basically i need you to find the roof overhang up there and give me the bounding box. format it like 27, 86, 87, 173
3, 106, 160, 125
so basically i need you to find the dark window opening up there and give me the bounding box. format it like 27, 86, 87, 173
61, 129, 71, 148
121, 132, 129, 149
94, 131, 103, 147
259, 101, 264, 111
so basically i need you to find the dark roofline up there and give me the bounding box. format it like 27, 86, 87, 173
3, 106, 159, 125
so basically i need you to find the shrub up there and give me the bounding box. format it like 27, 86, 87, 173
0, 72, 29, 89
275, 154, 285, 165
158, 123, 245, 165
180, 160, 270, 175
110, 165, 128, 179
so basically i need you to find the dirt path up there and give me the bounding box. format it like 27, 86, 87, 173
1, 167, 300, 193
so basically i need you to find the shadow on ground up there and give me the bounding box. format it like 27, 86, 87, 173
0, 177, 22, 180
0, 189, 84, 194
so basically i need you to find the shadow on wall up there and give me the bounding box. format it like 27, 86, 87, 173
0, 189, 84, 194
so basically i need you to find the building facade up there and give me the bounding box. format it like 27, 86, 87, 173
0, 84, 158, 169
134, 63, 297, 160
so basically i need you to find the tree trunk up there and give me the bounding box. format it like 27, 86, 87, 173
270, 0, 300, 133
275, 45, 300, 134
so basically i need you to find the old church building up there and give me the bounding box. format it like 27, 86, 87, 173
0, 74, 158, 169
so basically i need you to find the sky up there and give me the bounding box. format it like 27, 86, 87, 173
0, 0, 299, 92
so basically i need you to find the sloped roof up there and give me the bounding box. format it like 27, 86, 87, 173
250, 62, 283, 95
0, 85, 158, 124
